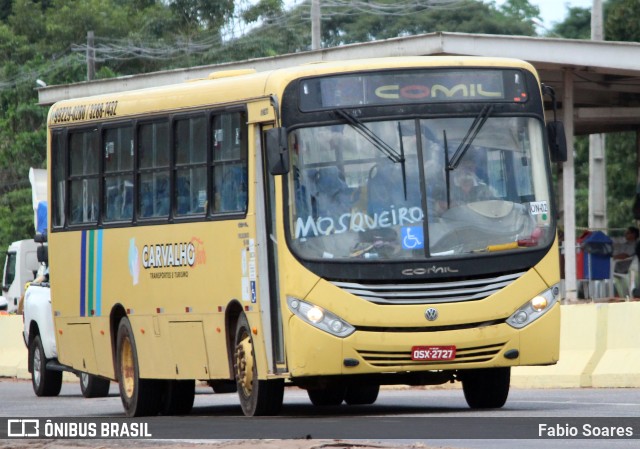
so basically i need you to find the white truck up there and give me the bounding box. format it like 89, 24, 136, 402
1, 168, 48, 313
0, 239, 40, 313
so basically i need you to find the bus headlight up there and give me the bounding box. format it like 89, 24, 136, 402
507, 283, 560, 329
287, 297, 355, 338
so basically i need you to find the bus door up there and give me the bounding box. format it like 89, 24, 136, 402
247, 98, 286, 374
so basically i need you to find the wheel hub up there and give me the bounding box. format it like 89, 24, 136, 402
120, 337, 135, 399
235, 335, 254, 395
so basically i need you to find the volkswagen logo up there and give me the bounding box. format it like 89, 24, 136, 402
425, 308, 438, 321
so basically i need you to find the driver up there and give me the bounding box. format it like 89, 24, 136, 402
451, 157, 494, 206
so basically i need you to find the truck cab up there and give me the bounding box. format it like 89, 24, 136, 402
1, 239, 39, 313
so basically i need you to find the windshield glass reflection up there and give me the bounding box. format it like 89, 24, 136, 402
287, 117, 553, 261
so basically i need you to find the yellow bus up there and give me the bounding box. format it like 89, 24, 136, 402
46, 57, 566, 417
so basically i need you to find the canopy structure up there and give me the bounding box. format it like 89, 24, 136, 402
37, 32, 640, 299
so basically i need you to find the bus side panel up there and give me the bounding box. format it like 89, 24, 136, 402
92, 317, 115, 378
51, 217, 260, 381
61, 322, 98, 373
202, 314, 234, 380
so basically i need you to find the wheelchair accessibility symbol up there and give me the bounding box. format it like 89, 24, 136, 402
401, 226, 424, 250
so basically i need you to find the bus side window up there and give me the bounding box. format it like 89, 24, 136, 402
51, 131, 66, 228
69, 129, 99, 225
138, 121, 169, 219
103, 126, 133, 223
212, 111, 247, 214
175, 115, 206, 217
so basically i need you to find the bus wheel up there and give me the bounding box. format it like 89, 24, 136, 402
344, 384, 379, 405
233, 314, 284, 416
461, 367, 510, 409
80, 372, 110, 398
307, 383, 346, 406
161, 380, 195, 415
30, 335, 62, 397
116, 318, 162, 417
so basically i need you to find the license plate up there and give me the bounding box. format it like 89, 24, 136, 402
411, 345, 456, 361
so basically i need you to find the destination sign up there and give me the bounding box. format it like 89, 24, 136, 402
299, 69, 528, 111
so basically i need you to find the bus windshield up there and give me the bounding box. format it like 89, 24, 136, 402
287, 116, 554, 261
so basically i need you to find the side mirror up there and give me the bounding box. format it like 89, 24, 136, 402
547, 121, 567, 163
37, 245, 48, 265
266, 127, 289, 175
34, 232, 47, 244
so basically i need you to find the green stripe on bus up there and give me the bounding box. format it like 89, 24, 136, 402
88, 229, 95, 315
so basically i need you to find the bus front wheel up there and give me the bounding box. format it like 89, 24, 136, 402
307, 383, 346, 406
461, 367, 510, 409
116, 317, 162, 416
233, 314, 284, 416
345, 383, 379, 405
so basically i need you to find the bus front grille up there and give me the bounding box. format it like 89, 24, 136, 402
356, 342, 506, 367
332, 271, 524, 305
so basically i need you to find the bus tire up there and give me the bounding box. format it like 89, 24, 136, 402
80, 372, 110, 398
116, 317, 162, 417
344, 384, 379, 405
30, 335, 62, 397
233, 314, 284, 416
461, 367, 510, 409
161, 380, 195, 415
307, 383, 346, 406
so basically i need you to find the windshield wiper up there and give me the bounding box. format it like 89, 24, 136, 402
396, 121, 408, 200
335, 109, 404, 164
336, 109, 409, 200
447, 105, 493, 170
443, 130, 451, 208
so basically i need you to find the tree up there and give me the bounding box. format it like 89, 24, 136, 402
0, 188, 34, 263
606, 0, 640, 42
550, 6, 591, 39
318, 0, 537, 49
169, 0, 235, 34
498, 0, 540, 24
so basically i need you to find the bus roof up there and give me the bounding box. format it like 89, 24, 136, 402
47, 56, 537, 127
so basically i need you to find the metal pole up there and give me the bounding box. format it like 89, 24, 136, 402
563, 69, 577, 301
588, 0, 606, 231
311, 0, 321, 50
87, 31, 95, 81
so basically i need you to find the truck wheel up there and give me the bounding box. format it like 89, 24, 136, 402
30, 335, 62, 397
462, 367, 510, 409
80, 372, 111, 398
233, 314, 284, 416
161, 380, 195, 415
116, 317, 162, 416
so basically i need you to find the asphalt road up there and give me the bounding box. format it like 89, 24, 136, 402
0, 378, 638, 449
